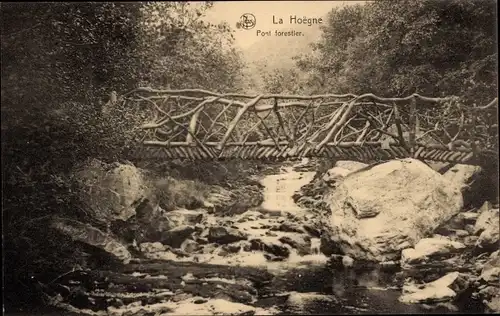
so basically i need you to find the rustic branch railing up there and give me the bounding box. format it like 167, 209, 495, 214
123, 87, 498, 164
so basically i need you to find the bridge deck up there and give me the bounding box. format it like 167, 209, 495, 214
142, 141, 484, 164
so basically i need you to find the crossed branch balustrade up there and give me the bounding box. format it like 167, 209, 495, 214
121, 87, 498, 164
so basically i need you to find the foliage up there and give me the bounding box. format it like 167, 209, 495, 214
261, 67, 306, 94
258, 0, 497, 151
152, 176, 209, 212
138, 2, 245, 92
1, 1, 246, 311
296, 0, 497, 105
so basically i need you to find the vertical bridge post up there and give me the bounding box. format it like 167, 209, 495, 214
408, 96, 417, 155
186, 107, 203, 145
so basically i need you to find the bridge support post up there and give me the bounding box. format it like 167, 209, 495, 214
409, 96, 417, 155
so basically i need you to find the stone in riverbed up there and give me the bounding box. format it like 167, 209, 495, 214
303, 224, 321, 238
472, 206, 499, 253
342, 255, 354, 268
401, 237, 466, 268
236, 210, 265, 223
473, 204, 498, 235
278, 222, 305, 233
320, 230, 343, 257
459, 212, 479, 225
50, 217, 131, 264
207, 227, 248, 245
475, 251, 500, 313
222, 243, 242, 254
164, 209, 205, 227
278, 235, 311, 256
455, 230, 469, 238
473, 206, 499, 253
181, 239, 202, 253
322, 159, 463, 262
139, 242, 166, 253
479, 251, 500, 283
246, 238, 290, 258
161, 225, 195, 248
399, 272, 470, 304
485, 292, 500, 314
264, 253, 287, 262
476, 228, 500, 253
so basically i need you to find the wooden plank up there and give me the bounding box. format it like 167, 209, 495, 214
424, 149, 437, 159
257, 147, 271, 159
353, 146, 366, 161
430, 149, 442, 160
461, 152, 474, 163
414, 146, 425, 159
448, 151, 462, 162
437, 150, 449, 161
444, 151, 456, 161
234, 146, 244, 158
192, 147, 202, 160
325, 146, 336, 158
255, 147, 267, 159
173, 147, 182, 158
241, 145, 252, 159
265, 148, 277, 158
398, 146, 411, 157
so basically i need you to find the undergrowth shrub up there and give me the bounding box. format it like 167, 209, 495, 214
151, 176, 210, 211
2, 98, 144, 311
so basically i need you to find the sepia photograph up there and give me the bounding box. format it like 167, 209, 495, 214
1, 1, 498, 315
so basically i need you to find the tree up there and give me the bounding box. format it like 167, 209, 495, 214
1, 2, 246, 310
297, 0, 497, 106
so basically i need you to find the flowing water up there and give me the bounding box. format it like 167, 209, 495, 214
8, 160, 483, 315
249, 160, 480, 315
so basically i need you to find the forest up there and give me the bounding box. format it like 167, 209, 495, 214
1, 0, 497, 311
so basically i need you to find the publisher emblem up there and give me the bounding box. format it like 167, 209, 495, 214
236, 13, 256, 30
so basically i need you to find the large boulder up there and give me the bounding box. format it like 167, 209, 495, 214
51, 217, 131, 264
322, 158, 463, 262
76, 160, 151, 222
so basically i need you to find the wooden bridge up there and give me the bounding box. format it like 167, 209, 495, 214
121, 88, 498, 165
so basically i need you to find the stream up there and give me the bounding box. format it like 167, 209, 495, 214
231, 161, 481, 315
9, 160, 486, 315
